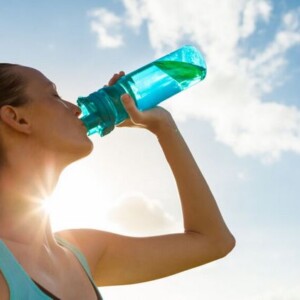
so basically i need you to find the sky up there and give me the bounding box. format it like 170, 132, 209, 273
1, 0, 300, 299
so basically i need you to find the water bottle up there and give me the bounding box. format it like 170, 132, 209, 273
77, 45, 207, 136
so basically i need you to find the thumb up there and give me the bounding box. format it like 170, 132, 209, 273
121, 94, 143, 123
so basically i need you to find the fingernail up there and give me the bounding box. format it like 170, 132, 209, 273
121, 94, 130, 103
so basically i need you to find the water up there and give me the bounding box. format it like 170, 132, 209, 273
154, 60, 207, 88
118, 60, 206, 111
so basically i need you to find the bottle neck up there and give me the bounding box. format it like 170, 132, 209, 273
78, 89, 117, 136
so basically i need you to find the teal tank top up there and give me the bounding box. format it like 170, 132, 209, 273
0, 236, 102, 299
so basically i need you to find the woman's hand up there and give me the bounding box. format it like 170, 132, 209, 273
118, 94, 176, 136
106, 71, 176, 135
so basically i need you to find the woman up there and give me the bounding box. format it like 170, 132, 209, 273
0, 63, 235, 299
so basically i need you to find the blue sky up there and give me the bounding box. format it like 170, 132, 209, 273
1, 0, 300, 299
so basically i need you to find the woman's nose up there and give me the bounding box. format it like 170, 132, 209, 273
72, 103, 82, 117
64, 100, 82, 117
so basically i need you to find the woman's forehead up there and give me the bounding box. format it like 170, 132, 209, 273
18, 66, 53, 88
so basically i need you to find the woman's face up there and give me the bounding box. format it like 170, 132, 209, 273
18, 66, 93, 162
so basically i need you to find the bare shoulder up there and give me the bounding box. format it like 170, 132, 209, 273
55, 228, 114, 252
0, 271, 10, 300
55, 228, 117, 274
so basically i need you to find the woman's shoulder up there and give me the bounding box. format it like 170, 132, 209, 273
55, 228, 112, 250
54, 228, 112, 275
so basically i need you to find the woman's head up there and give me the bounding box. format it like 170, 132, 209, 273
0, 64, 93, 168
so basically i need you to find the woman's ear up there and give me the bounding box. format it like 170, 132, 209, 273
0, 105, 31, 134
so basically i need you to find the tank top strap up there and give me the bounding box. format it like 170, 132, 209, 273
0, 240, 52, 300
54, 235, 102, 300
54, 235, 92, 277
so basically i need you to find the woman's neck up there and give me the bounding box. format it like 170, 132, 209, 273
0, 158, 61, 247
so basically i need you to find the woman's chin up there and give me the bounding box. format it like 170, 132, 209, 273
69, 138, 94, 163
80, 138, 94, 157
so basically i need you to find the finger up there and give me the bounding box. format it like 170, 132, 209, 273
108, 71, 125, 86
121, 94, 135, 111
108, 73, 119, 86
121, 94, 142, 123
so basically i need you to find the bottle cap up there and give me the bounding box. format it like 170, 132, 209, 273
77, 89, 116, 136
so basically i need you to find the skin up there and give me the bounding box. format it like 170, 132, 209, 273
0, 66, 235, 299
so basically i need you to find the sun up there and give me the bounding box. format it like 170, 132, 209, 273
42, 165, 114, 232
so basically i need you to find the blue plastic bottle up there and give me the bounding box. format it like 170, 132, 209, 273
77, 45, 207, 136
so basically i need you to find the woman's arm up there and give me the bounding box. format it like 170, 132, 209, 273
120, 94, 235, 246
153, 108, 234, 248
58, 93, 235, 287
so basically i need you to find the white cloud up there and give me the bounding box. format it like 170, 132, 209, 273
89, 1, 300, 162
88, 8, 124, 48
123, 0, 146, 30
108, 193, 179, 235
283, 7, 300, 30
240, 0, 272, 38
